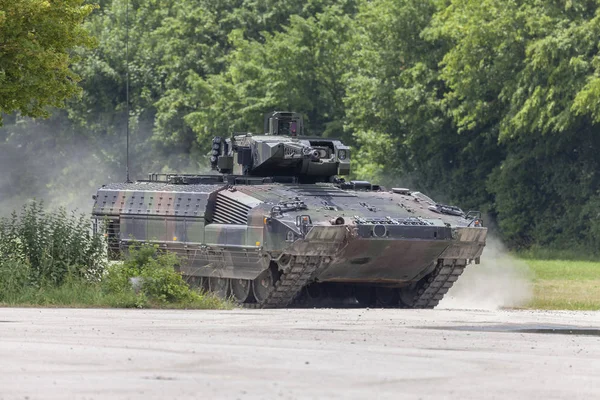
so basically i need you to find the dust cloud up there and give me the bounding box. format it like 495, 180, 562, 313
438, 236, 533, 310
0, 115, 203, 216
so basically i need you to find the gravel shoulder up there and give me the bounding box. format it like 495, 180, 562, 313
1, 307, 600, 399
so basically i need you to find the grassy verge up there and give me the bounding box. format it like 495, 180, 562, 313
520, 258, 600, 311
0, 279, 230, 309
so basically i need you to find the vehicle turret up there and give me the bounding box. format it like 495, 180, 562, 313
210, 112, 350, 182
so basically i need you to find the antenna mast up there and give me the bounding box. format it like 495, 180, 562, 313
125, 0, 131, 183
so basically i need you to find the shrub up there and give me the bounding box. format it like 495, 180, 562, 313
103, 244, 202, 304
0, 201, 106, 287
0, 203, 226, 309
0, 258, 30, 301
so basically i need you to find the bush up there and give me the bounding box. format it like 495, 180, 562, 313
0, 258, 30, 301
0, 201, 106, 287
103, 244, 204, 305
0, 203, 226, 309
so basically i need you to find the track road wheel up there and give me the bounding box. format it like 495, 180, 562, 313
208, 277, 230, 299
231, 279, 253, 303
375, 287, 399, 307
253, 268, 275, 303
398, 285, 418, 308
354, 286, 375, 307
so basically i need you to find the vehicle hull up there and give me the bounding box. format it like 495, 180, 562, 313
92, 179, 487, 308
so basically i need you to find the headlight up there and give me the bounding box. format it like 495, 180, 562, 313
338, 149, 347, 160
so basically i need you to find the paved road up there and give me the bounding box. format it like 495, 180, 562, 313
1, 307, 599, 400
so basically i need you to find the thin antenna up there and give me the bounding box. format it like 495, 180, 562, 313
125, 0, 131, 183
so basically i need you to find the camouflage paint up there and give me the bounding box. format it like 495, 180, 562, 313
92, 112, 487, 299
93, 178, 486, 285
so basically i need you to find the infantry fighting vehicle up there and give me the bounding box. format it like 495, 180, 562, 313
92, 112, 487, 308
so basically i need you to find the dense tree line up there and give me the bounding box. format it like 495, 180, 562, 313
0, 0, 97, 122
1, 0, 599, 252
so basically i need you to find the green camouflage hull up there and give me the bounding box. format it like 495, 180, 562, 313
92, 177, 486, 308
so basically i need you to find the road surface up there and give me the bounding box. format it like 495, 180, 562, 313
1, 307, 599, 399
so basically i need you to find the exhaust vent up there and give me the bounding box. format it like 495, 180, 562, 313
212, 191, 255, 224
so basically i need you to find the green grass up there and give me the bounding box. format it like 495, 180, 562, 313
520, 258, 600, 311
517, 246, 600, 262
0, 280, 231, 309
523, 259, 600, 281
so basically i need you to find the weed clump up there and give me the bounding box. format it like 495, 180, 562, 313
0, 258, 30, 300
103, 244, 217, 307
0, 201, 105, 301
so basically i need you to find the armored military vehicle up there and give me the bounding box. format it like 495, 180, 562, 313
92, 111, 487, 308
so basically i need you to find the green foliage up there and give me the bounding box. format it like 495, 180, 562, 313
103, 244, 208, 305
345, 0, 600, 251
0, 201, 107, 304
0, 278, 193, 308
0, 0, 97, 123
0, 201, 106, 287
345, 0, 447, 183
423, 0, 600, 251
0, 258, 30, 301
2, 0, 600, 254
524, 258, 600, 280
0, 204, 226, 308
521, 256, 600, 311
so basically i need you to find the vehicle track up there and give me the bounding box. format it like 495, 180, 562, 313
244, 255, 327, 309
409, 260, 466, 308
233, 257, 467, 309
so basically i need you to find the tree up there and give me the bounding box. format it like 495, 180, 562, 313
179, 2, 357, 148
1, 0, 599, 253
0, 0, 96, 124
427, 0, 600, 248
